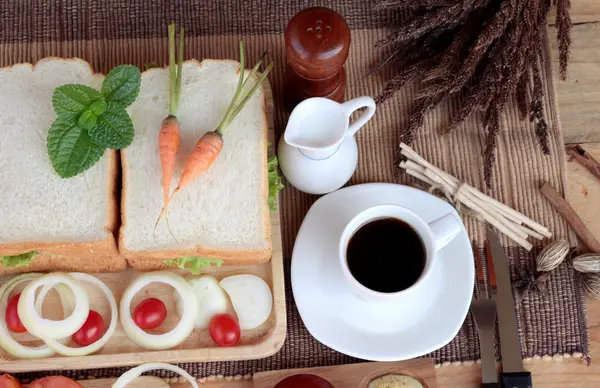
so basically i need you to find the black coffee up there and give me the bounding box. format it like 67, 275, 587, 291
346, 217, 425, 293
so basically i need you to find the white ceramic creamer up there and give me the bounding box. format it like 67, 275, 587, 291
278, 96, 376, 195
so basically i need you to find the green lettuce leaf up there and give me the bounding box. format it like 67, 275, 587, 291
0, 251, 38, 268
164, 257, 223, 274
268, 155, 284, 211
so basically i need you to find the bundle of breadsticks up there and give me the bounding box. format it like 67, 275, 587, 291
399, 143, 552, 251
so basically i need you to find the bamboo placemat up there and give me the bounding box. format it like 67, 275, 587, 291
0, 0, 588, 380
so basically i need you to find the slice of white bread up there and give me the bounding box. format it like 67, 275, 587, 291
121, 60, 271, 268
0, 58, 124, 274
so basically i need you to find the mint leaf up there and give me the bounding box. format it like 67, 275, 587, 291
0, 251, 37, 268
102, 65, 141, 106
52, 84, 101, 117
268, 155, 284, 211
47, 118, 105, 178
88, 102, 134, 149
89, 99, 108, 116
164, 257, 223, 275
78, 109, 97, 131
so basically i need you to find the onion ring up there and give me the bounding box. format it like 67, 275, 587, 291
36, 273, 118, 356
18, 272, 89, 340
0, 274, 67, 358
120, 271, 197, 350
112, 363, 199, 388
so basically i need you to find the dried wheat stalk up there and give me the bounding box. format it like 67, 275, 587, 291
375, 0, 572, 187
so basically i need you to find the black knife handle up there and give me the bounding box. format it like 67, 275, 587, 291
500, 371, 532, 388
481, 383, 499, 388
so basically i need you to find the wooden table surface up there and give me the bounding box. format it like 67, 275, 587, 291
19, 4, 600, 388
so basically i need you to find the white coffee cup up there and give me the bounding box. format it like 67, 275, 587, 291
338, 204, 462, 302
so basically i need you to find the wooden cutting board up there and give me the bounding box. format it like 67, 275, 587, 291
253, 359, 437, 388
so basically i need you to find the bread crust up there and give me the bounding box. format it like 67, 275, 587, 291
0, 149, 124, 274
1, 58, 271, 273
120, 60, 272, 269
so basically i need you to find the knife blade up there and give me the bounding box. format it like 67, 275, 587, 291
487, 226, 532, 388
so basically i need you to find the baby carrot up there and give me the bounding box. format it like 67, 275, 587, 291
155, 24, 184, 238
175, 130, 224, 193
155, 40, 273, 239
159, 24, 184, 203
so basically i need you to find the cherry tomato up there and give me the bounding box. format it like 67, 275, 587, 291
133, 298, 167, 330
274, 374, 334, 388
5, 293, 26, 333
72, 310, 105, 346
0, 374, 22, 388
209, 313, 240, 347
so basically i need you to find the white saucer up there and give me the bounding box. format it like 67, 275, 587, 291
291, 183, 474, 361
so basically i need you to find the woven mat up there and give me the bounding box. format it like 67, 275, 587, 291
1, 0, 589, 380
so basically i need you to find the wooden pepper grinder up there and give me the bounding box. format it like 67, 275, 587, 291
284, 7, 351, 108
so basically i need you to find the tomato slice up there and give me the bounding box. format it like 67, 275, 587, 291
5, 293, 26, 333
209, 313, 241, 347
133, 298, 167, 330
71, 310, 105, 346
0, 374, 22, 388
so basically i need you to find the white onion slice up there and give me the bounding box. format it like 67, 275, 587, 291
175, 276, 229, 329
120, 271, 197, 350
0, 273, 56, 358
112, 363, 198, 388
36, 273, 118, 356
18, 272, 89, 340
219, 274, 273, 330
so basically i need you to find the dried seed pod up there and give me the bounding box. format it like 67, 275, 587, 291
536, 240, 570, 272
582, 274, 600, 300
572, 254, 600, 274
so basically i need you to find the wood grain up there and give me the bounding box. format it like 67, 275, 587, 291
550, 23, 600, 144
253, 360, 436, 388
0, 83, 286, 374
567, 144, 600, 240
566, 145, 600, 182
541, 182, 600, 252
548, 1, 600, 25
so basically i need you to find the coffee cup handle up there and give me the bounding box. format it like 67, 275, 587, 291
428, 213, 461, 251
342, 96, 376, 136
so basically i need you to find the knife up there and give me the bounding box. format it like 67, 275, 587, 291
487, 226, 533, 388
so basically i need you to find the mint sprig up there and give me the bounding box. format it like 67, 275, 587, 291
47, 118, 105, 178
48, 64, 141, 178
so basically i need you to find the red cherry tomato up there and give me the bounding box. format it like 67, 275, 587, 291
0, 374, 22, 388
209, 313, 240, 347
133, 298, 167, 330
72, 310, 105, 346
5, 293, 26, 333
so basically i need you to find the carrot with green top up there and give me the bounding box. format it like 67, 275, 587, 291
155, 40, 273, 235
